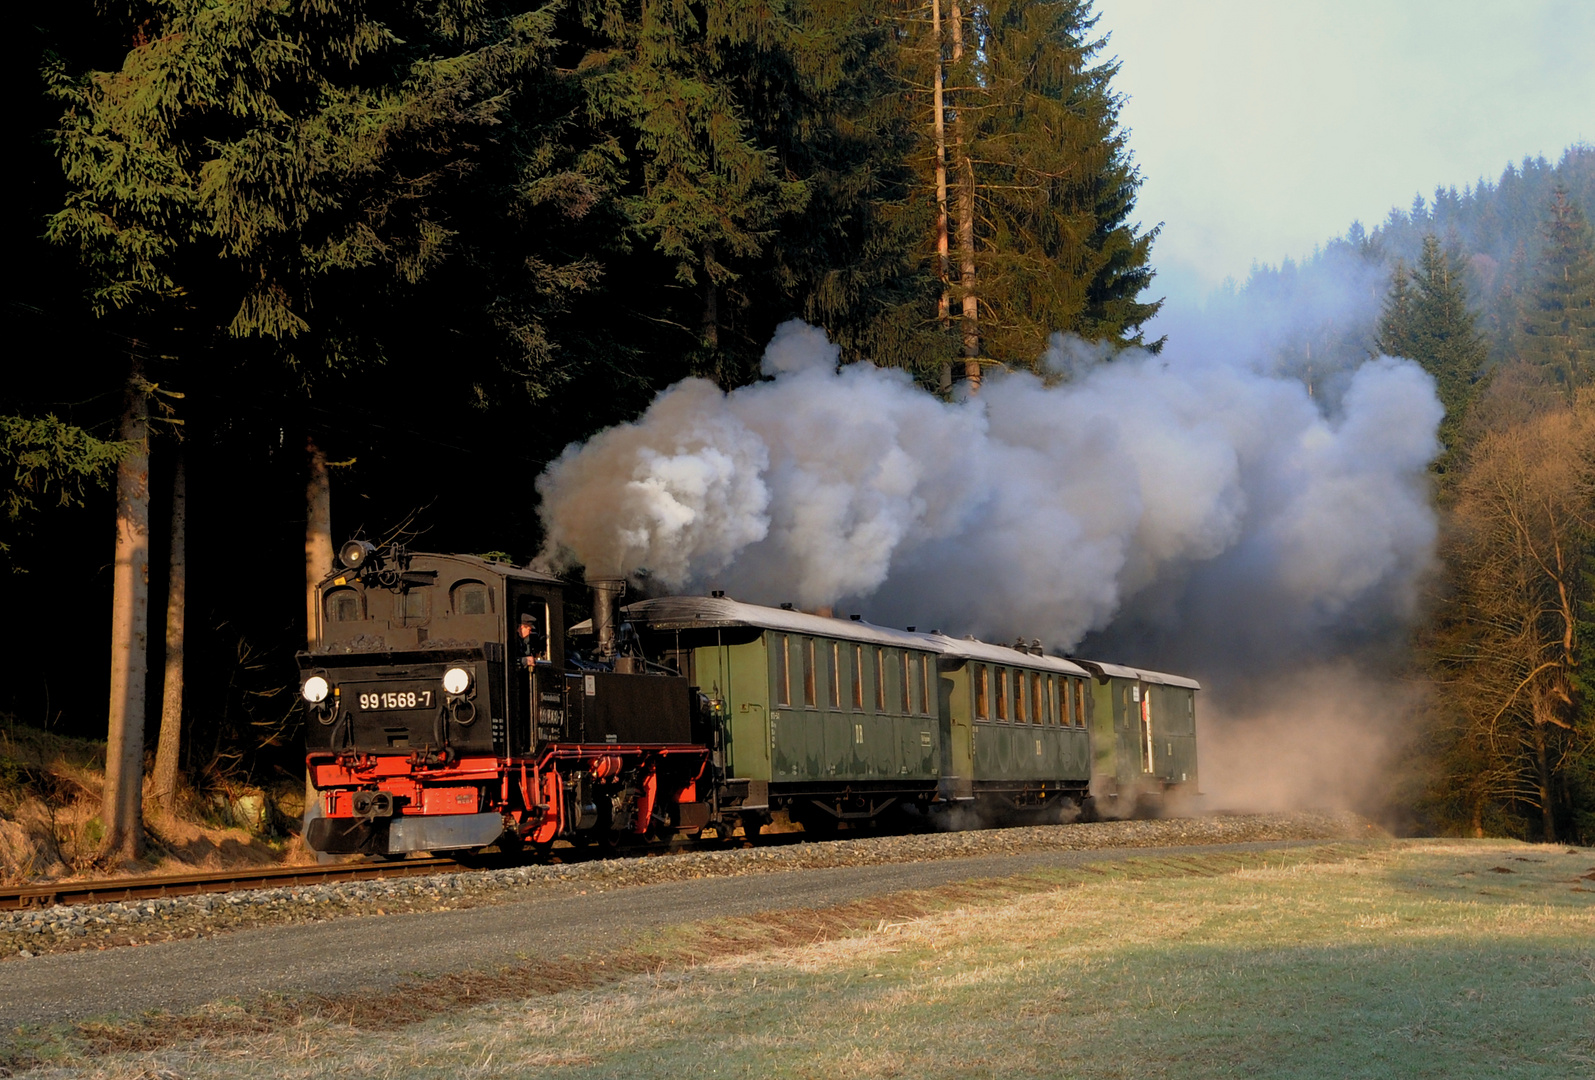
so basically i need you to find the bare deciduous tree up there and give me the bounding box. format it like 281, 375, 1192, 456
1427, 386, 1594, 841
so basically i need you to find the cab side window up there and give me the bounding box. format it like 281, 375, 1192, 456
514, 597, 551, 662
325, 587, 362, 623
451, 580, 493, 615
398, 587, 429, 624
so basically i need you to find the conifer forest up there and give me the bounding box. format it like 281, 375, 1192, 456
4, 1, 1593, 862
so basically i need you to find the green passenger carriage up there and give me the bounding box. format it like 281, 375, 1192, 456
622, 596, 1201, 830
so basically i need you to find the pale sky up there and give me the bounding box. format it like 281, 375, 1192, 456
1095, 0, 1595, 310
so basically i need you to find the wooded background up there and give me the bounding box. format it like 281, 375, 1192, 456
3, 1, 1592, 855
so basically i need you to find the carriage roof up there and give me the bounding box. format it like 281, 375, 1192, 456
621, 596, 1093, 677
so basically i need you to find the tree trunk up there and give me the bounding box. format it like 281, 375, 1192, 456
702, 241, 719, 350
932, 0, 951, 331
305, 439, 332, 649
152, 452, 186, 816
100, 359, 150, 863
1532, 718, 1557, 843
932, 0, 954, 394
949, 1, 980, 391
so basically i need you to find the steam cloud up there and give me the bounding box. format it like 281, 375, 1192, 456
536, 320, 1442, 664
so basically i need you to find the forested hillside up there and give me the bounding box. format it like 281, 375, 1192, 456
1211, 146, 1595, 843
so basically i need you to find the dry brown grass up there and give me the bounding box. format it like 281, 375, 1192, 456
0, 722, 300, 885
13, 839, 1591, 1079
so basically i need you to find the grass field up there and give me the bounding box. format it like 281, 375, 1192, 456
15, 839, 1595, 1078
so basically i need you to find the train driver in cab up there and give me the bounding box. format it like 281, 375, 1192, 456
517, 611, 543, 667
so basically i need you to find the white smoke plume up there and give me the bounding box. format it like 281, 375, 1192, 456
536, 319, 1441, 663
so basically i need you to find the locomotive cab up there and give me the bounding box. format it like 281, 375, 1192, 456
298, 546, 715, 857
303, 548, 564, 760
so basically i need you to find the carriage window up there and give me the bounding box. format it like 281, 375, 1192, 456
974, 665, 989, 720
995, 669, 1009, 721
921, 656, 932, 714
1043, 676, 1054, 725
451, 580, 492, 615
1014, 670, 1028, 723
900, 652, 912, 713
803, 639, 817, 707
325, 587, 361, 622
1076, 680, 1088, 726
908, 655, 923, 714
874, 648, 886, 712
774, 635, 791, 706
829, 642, 841, 708
851, 645, 864, 709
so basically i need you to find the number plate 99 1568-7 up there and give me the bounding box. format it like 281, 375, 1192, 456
355, 688, 434, 711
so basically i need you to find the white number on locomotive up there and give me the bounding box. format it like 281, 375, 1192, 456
358, 690, 433, 710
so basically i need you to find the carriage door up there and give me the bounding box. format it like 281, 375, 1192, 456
1137, 683, 1154, 774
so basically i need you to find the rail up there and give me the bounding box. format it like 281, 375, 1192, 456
0, 857, 464, 911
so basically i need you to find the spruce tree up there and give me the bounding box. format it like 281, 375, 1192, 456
48, 2, 600, 385
0, 414, 130, 567
725, 0, 937, 380
977, 0, 1160, 362
1378, 235, 1488, 468
906, 0, 1161, 377
1520, 188, 1595, 399
47, 1, 603, 857
578, 0, 808, 383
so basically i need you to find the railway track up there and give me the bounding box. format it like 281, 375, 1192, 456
0, 857, 465, 911
0, 831, 810, 912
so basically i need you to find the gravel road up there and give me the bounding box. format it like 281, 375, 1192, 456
0, 817, 1372, 1029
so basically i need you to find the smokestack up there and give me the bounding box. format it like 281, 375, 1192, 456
588, 577, 627, 661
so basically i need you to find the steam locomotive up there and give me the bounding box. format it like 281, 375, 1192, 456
299, 544, 1199, 857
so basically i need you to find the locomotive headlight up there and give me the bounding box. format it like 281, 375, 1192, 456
302, 675, 330, 704
339, 539, 376, 570
442, 666, 472, 695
